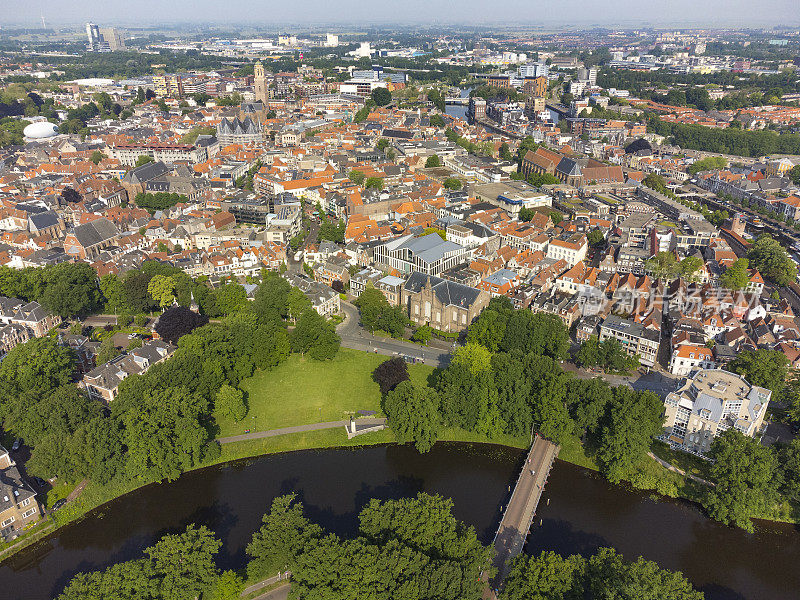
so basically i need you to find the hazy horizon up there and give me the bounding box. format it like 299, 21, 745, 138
1, 0, 799, 29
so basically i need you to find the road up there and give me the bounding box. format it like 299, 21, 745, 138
337, 302, 451, 367
217, 418, 386, 444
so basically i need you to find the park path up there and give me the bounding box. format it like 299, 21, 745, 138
250, 583, 289, 600
647, 451, 714, 487
241, 572, 291, 597
217, 418, 386, 444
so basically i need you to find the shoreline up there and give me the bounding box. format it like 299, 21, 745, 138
1, 426, 795, 566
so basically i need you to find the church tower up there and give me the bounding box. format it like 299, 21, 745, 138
254, 61, 267, 104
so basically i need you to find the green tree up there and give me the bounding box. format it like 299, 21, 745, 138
383, 380, 441, 453
727, 349, 788, 395
599, 388, 664, 484
371, 87, 392, 106
135, 154, 155, 167
719, 257, 751, 289
443, 177, 463, 190
348, 169, 365, 184
145, 525, 222, 600
747, 233, 797, 285
451, 342, 492, 376
148, 274, 176, 309
425, 154, 441, 168
40, 262, 102, 318
97, 336, 122, 365
503, 551, 586, 600
215, 384, 247, 422
364, 176, 384, 189
246, 494, 323, 579
644, 251, 679, 280
412, 324, 432, 345
429, 113, 446, 128
290, 310, 340, 360
704, 429, 778, 531
778, 438, 800, 501
587, 547, 703, 600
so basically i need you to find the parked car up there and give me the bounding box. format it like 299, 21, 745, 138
51, 499, 66, 511
11, 439, 21, 451
33, 477, 46, 488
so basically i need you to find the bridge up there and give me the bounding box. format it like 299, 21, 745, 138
445, 97, 469, 105
486, 435, 560, 596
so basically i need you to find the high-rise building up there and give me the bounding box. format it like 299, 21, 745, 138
99, 27, 126, 51
254, 61, 267, 104
86, 23, 125, 51
325, 33, 339, 47
85, 23, 101, 50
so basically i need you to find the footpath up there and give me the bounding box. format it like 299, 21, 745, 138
217, 418, 386, 444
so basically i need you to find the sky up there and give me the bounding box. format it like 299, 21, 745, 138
0, 0, 798, 28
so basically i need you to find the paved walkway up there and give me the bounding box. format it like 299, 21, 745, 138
242, 572, 291, 597
647, 451, 714, 487
250, 582, 289, 600
218, 418, 386, 444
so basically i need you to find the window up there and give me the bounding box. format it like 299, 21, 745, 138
21, 508, 36, 519
1, 516, 14, 527
19, 498, 30, 508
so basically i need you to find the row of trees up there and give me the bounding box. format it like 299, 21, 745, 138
57, 525, 240, 600
0, 262, 101, 318
58, 492, 705, 600
576, 335, 639, 374
504, 548, 702, 600
378, 299, 666, 490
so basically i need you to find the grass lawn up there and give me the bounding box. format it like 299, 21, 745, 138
650, 440, 712, 481
216, 349, 434, 437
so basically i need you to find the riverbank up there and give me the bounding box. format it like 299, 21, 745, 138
2, 422, 799, 568
2, 343, 797, 563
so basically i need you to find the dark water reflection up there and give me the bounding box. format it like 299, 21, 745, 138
0, 443, 797, 600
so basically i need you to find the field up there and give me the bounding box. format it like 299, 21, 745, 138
215, 348, 434, 437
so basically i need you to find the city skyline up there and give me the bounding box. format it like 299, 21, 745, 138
1, 0, 799, 28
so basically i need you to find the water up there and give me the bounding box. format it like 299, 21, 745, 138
445, 86, 472, 121
1, 443, 798, 600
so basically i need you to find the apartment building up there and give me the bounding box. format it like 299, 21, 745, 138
546, 233, 587, 267
663, 369, 770, 455
153, 73, 184, 98
0, 445, 41, 541
599, 314, 660, 367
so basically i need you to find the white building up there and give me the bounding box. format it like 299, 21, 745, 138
663, 369, 771, 455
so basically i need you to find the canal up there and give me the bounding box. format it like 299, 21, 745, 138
1, 443, 798, 600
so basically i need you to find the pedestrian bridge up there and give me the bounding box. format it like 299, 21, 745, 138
487, 436, 560, 593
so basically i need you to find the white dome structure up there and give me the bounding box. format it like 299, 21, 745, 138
23, 121, 59, 139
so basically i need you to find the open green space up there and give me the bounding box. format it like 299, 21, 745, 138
216, 348, 434, 437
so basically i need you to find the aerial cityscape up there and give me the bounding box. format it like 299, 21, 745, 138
0, 2, 800, 599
